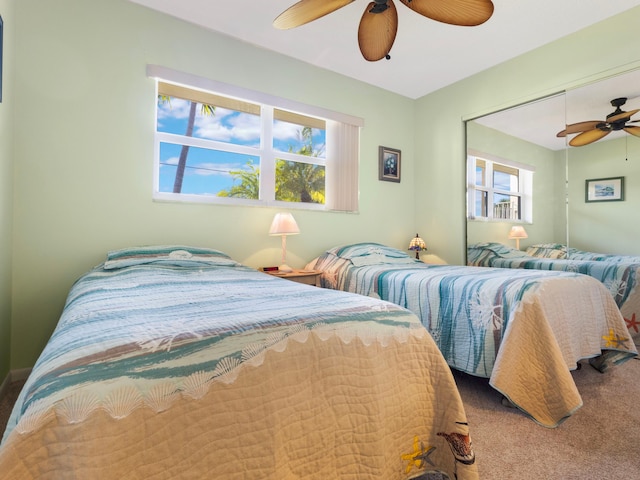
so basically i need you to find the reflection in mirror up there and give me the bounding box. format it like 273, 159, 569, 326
465, 93, 568, 254
465, 67, 640, 258
565, 70, 640, 255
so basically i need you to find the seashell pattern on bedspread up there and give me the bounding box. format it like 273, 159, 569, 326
308, 243, 637, 428
469, 242, 640, 345
0, 253, 477, 480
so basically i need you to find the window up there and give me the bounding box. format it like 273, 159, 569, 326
149, 66, 362, 212
467, 150, 534, 223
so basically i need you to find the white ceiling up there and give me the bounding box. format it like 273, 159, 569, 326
474, 68, 640, 151
129, 0, 640, 100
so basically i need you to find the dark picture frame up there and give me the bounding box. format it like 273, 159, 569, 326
585, 176, 624, 203
378, 146, 401, 183
0, 15, 3, 103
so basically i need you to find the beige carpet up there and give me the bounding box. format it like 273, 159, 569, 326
1, 359, 638, 479
454, 358, 640, 479
0, 379, 25, 436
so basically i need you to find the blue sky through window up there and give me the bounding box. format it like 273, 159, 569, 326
157, 97, 326, 195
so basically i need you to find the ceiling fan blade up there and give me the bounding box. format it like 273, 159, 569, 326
274, 0, 355, 29
358, 1, 398, 62
556, 121, 602, 138
607, 108, 640, 124
624, 126, 640, 138
569, 128, 610, 147
399, 0, 493, 26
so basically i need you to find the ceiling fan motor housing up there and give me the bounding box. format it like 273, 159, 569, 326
607, 97, 630, 130
370, 0, 389, 14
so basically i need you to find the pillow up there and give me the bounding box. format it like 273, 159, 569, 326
525, 243, 568, 259
103, 245, 240, 270
327, 243, 418, 266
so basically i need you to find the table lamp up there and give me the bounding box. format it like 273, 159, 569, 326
508, 226, 528, 250
408, 234, 427, 259
269, 212, 300, 272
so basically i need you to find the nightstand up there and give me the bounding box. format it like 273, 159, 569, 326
262, 269, 322, 286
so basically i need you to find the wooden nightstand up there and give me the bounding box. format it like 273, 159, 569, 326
262, 269, 322, 286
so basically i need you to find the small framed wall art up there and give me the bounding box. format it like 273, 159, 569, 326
585, 176, 624, 203
378, 146, 401, 183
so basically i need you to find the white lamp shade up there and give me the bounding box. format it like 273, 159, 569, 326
269, 213, 300, 236
508, 226, 528, 239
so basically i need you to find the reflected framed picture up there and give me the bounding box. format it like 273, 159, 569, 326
585, 176, 624, 203
378, 146, 401, 183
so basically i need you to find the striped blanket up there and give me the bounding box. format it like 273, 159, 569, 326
468, 242, 640, 344
308, 243, 637, 427
0, 246, 477, 480
525, 242, 640, 263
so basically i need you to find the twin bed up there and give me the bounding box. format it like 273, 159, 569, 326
2, 242, 637, 478
306, 243, 636, 428
0, 246, 477, 480
468, 242, 640, 345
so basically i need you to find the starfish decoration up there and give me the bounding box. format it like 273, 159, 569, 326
625, 312, 640, 333
401, 435, 436, 474
602, 328, 629, 348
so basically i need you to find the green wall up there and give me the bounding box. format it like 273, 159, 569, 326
567, 136, 640, 255
414, 6, 640, 265
4, 0, 640, 372
9, 0, 417, 369
0, 0, 14, 381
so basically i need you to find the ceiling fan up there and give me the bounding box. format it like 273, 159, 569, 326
557, 97, 640, 147
273, 0, 494, 62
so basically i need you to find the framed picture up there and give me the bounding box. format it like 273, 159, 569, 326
585, 176, 624, 203
378, 146, 401, 183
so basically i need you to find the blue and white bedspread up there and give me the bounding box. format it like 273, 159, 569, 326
308, 243, 637, 428
0, 246, 477, 480
525, 242, 640, 263
469, 242, 640, 344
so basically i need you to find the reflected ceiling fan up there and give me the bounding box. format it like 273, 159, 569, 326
557, 97, 640, 147
273, 0, 494, 62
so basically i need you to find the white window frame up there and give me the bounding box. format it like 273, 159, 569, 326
467, 149, 534, 223
147, 65, 363, 212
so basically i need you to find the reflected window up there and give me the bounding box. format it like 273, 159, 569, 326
467, 153, 533, 222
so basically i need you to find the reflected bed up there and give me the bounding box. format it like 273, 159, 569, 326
468, 242, 640, 345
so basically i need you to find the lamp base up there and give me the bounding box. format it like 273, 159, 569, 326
278, 264, 294, 273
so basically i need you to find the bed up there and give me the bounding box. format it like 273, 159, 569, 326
468, 242, 640, 345
0, 245, 479, 480
306, 243, 637, 428
526, 242, 640, 263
